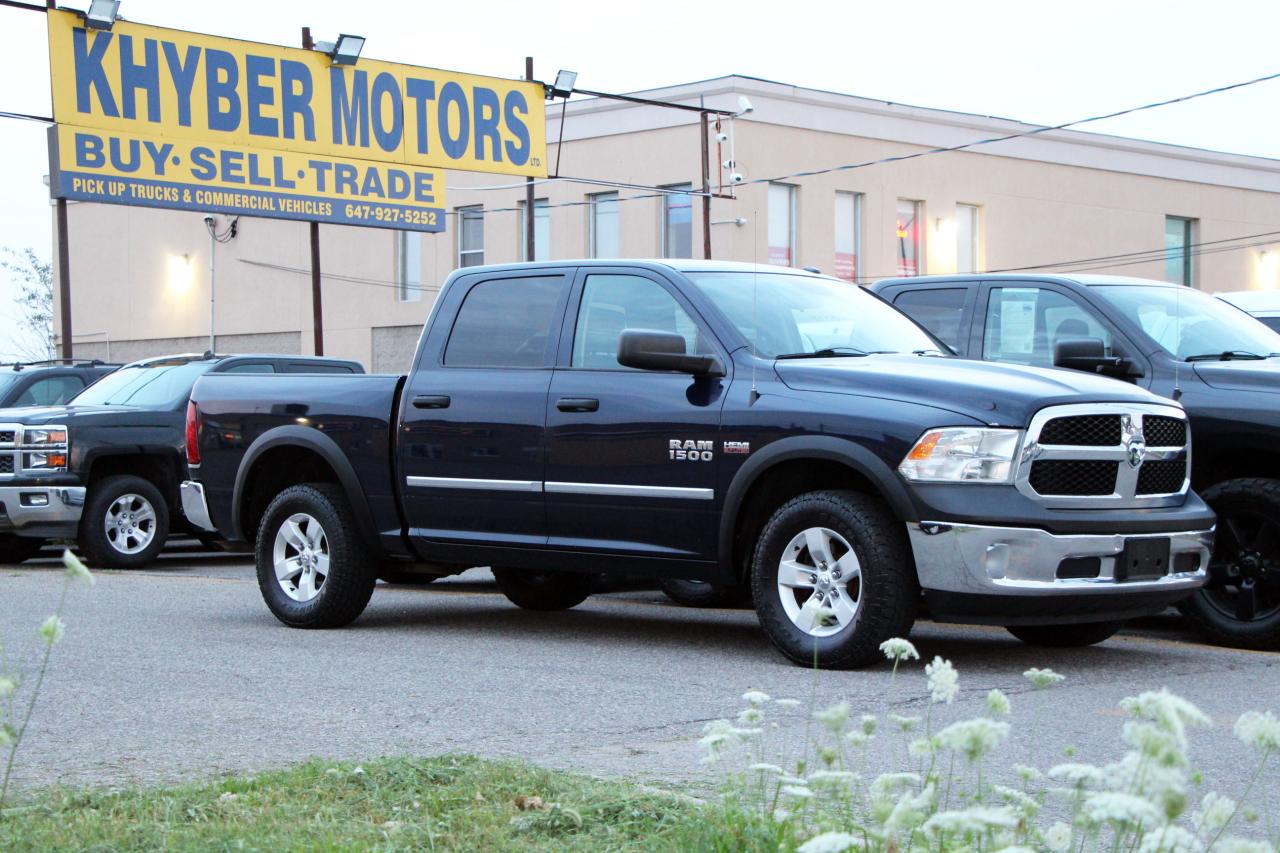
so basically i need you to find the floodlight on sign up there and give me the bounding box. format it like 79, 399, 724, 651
331, 34, 365, 66
549, 69, 577, 99
84, 0, 120, 30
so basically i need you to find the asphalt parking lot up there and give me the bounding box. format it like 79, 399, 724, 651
3, 543, 1278, 813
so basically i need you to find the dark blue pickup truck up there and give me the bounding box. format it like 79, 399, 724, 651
183, 261, 1215, 668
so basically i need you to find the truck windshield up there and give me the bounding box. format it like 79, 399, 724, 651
688, 272, 941, 359
1091, 285, 1280, 361
70, 361, 213, 408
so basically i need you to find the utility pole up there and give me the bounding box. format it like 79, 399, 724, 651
55, 197, 72, 359
700, 111, 712, 260
525, 56, 536, 262
302, 26, 324, 355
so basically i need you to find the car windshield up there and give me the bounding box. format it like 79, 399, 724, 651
70, 361, 213, 408
1091, 285, 1280, 360
687, 272, 941, 359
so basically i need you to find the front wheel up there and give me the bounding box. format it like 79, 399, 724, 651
750, 490, 917, 669
78, 475, 169, 568
256, 484, 376, 628
492, 568, 595, 611
0, 535, 46, 565
1006, 621, 1122, 648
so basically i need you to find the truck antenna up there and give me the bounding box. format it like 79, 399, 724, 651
749, 210, 760, 405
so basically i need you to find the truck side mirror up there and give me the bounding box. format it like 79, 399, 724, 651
1053, 337, 1130, 376
617, 329, 725, 377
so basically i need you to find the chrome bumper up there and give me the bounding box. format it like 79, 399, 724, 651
908, 521, 1213, 596
180, 481, 216, 533
0, 485, 85, 530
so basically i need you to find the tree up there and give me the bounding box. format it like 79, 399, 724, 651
0, 247, 55, 362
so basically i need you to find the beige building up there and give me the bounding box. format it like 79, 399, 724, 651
54, 75, 1280, 371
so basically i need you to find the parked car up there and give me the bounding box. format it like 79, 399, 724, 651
0, 359, 118, 408
0, 352, 364, 569
183, 261, 1213, 669
872, 273, 1280, 649
1216, 290, 1280, 333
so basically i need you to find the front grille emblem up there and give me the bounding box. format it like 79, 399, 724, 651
1125, 435, 1147, 469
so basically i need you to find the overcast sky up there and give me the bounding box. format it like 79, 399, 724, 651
2, 0, 1279, 359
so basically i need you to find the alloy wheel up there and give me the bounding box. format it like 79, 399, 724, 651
776, 526, 863, 637
273, 513, 330, 602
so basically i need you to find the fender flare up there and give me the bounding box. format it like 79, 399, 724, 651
717, 435, 918, 577
231, 425, 378, 546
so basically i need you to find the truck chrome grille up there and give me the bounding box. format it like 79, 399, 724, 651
0, 430, 15, 445
0, 455, 13, 475
1016, 404, 1190, 509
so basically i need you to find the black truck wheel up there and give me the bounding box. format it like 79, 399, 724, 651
255, 484, 377, 628
659, 578, 750, 608
0, 535, 46, 565
492, 568, 595, 611
78, 475, 170, 569
750, 490, 917, 669
1006, 621, 1122, 647
1179, 478, 1280, 650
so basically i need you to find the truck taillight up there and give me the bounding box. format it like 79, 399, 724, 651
186, 400, 202, 466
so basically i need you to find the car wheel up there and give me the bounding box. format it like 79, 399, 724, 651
255, 483, 376, 628
78, 475, 169, 569
659, 578, 750, 608
750, 490, 917, 669
1005, 621, 1123, 647
0, 534, 46, 565
492, 568, 595, 611
1178, 478, 1280, 649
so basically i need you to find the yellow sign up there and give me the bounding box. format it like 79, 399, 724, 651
46, 9, 546, 230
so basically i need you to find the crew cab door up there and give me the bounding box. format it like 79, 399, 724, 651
397, 270, 572, 546
543, 269, 728, 562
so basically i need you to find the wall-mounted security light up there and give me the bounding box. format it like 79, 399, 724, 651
548, 69, 577, 99
734, 95, 755, 116
314, 34, 365, 66
84, 0, 121, 30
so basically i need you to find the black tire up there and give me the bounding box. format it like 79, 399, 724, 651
379, 570, 437, 585
1178, 478, 1280, 650
492, 568, 595, 611
750, 490, 918, 669
255, 483, 377, 628
1006, 621, 1123, 647
78, 475, 170, 569
660, 578, 749, 608
0, 535, 46, 565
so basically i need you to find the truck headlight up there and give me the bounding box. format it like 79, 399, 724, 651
24, 451, 68, 471
899, 427, 1022, 484
25, 428, 67, 445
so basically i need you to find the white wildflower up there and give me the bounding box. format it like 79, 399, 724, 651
1013, 764, 1042, 782
1024, 667, 1065, 689
698, 719, 740, 763
925, 656, 959, 704
1123, 720, 1188, 763
1136, 825, 1203, 853
1043, 820, 1073, 852
908, 736, 937, 758
845, 731, 870, 748
879, 637, 919, 662
781, 784, 814, 800
860, 714, 877, 735
63, 549, 94, 585
748, 762, 784, 775
351, 766, 365, 776
992, 847, 1036, 853
738, 707, 763, 725
742, 690, 771, 706
218, 791, 238, 803
935, 718, 1010, 761
772, 807, 792, 822
870, 772, 921, 799
814, 701, 851, 732
1234, 710, 1280, 751
1210, 839, 1273, 853
889, 713, 921, 732
1192, 791, 1235, 834
992, 784, 1039, 816
810, 604, 837, 630
774, 698, 802, 709
1104, 752, 1188, 818
1082, 791, 1164, 828
808, 770, 859, 787
986, 688, 1011, 715
923, 805, 1017, 836
1048, 762, 1105, 787
1122, 689, 1211, 753
881, 782, 936, 833
798, 831, 862, 853
38, 615, 65, 645
0, 677, 15, 697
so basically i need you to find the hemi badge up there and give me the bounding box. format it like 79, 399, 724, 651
723, 441, 751, 455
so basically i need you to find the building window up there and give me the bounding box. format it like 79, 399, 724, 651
1165, 216, 1195, 286
457, 206, 484, 268
519, 198, 551, 262
956, 203, 980, 274
662, 184, 694, 259
896, 199, 923, 276
395, 231, 421, 302
589, 192, 619, 258
834, 191, 862, 282
768, 183, 796, 267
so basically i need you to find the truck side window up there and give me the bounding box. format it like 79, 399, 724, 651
571, 274, 708, 369
893, 288, 967, 352
982, 287, 1111, 367
14, 375, 85, 406
444, 276, 564, 368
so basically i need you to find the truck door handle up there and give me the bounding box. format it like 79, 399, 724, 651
556, 397, 599, 412
412, 395, 451, 409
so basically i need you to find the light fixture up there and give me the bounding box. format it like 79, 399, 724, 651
314, 34, 365, 66
168, 253, 192, 291
84, 0, 120, 30
734, 95, 755, 116
548, 69, 577, 99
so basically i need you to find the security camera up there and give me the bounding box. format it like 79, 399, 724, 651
203, 214, 215, 226
736, 95, 754, 115
722, 159, 736, 169
729, 172, 745, 185
715, 132, 729, 143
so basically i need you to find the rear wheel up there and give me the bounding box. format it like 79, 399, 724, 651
750, 490, 917, 669
660, 578, 749, 608
492, 568, 595, 611
1179, 478, 1280, 649
1006, 621, 1123, 647
78, 475, 169, 569
0, 535, 46, 565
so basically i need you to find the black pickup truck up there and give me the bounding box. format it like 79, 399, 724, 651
0, 359, 119, 408
0, 352, 362, 569
872, 273, 1280, 648
183, 261, 1215, 668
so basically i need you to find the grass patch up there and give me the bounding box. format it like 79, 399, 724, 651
0, 755, 780, 851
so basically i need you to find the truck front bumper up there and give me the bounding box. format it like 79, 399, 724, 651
0, 485, 85, 538
908, 521, 1213, 626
